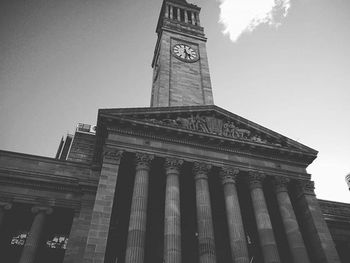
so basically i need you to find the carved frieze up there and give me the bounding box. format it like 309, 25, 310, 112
142, 114, 283, 147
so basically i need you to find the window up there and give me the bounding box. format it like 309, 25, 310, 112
46, 235, 69, 250
10, 232, 28, 246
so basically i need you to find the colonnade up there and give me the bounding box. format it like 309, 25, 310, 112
118, 152, 311, 263
0, 203, 53, 263
164, 3, 200, 26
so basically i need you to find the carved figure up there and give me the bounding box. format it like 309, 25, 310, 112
235, 128, 251, 139
196, 115, 210, 133
223, 123, 231, 137
142, 116, 281, 147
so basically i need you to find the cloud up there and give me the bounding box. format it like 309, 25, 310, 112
217, 0, 291, 42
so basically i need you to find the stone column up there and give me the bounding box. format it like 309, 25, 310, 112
83, 148, 123, 263
272, 177, 310, 263
248, 172, 280, 263
165, 4, 169, 19
220, 167, 249, 263
195, 12, 201, 26
170, 6, 173, 20
177, 8, 181, 21
294, 180, 340, 263
191, 12, 195, 25
19, 206, 53, 263
125, 153, 154, 263
0, 201, 12, 229
193, 162, 216, 263
184, 10, 188, 23
163, 158, 183, 263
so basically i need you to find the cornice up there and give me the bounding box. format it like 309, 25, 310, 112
318, 199, 350, 223
104, 138, 311, 181
0, 190, 83, 211
105, 123, 311, 168
98, 105, 318, 155
0, 168, 97, 194
0, 150, 91, 168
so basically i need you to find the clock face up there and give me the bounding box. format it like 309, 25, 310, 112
173, 44, 199, 62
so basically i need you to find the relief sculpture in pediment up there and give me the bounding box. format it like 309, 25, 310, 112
143, 114, 283, 147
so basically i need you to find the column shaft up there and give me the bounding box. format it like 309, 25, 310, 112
295, 181, 340, 263
164, 158, 183, 263
125, 153, 154, 263
191, 12, 195, 25
170, 6, 173, 20
273, 178, 310, 263
19, 207, 52, 263
165, 4, 169, 19
249, 172, 280, 263
0, 202, 11, 229
221, 168, 249, 263
194, 162, 216, 263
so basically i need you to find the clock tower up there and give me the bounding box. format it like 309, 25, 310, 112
151, 0, 214, 107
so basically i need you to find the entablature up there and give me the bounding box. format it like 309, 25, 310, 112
95, 105, 317, 170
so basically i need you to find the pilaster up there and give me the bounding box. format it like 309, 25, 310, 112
83, 148, 123, 263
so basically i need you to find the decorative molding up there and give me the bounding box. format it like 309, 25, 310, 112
0, 169, 97, 195
142, 114, 283, 147
298, 180, 315, 196
164, 158, 184, 174
135, 153, 154, 170
193, 162, 212, 180
105, 123, 314, 167
0, 201, 12, 210
0, 191, 82, 211
272, 177, 290, 193
247, 171, 265, 189
103, 148, 123, 164
31, 206, 53, 215
220, 167, 239, 185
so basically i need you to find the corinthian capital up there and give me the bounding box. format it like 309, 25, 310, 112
220, 166, 239, 185
272, 177, 290, 193
298, 180, 315, 196
247, 171, 265, 189
193, 162, 212, 180
164, 157, 184, 174
135, 152, 154, 170
0, 201, 12, 210
31, 206, 53, 215
103, 148, 123, 164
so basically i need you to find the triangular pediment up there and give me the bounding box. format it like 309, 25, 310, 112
98, 105, 317, 158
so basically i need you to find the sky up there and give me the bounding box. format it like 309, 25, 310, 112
0, 0, 349, 202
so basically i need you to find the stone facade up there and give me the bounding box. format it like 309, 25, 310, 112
151, 0, 213, 107
0, 0, 349, 263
